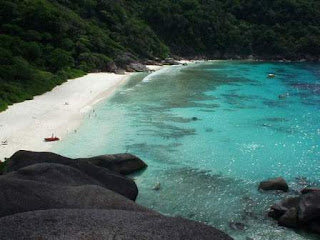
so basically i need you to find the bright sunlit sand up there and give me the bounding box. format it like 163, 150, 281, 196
0, 72, 129, 161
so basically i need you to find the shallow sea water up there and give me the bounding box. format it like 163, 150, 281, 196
54, 61, 320, 240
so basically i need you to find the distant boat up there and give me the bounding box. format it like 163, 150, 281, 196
268, 74, 276, 78
44, 134, 60, 142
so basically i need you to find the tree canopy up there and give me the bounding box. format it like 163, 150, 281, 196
1, 0, 320, 111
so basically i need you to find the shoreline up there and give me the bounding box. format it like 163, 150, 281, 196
0, 72, 131, 161
0, 64, 170, 162
0, 60, 221, 161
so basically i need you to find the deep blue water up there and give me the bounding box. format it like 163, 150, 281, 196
54, 61, 320, 240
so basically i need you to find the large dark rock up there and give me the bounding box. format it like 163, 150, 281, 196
7, 150, 148, 176
258, 177, 289, 192
126, 63, 148, 72
0, 209, 233, 240
5, 150, 141, 200
298, 192, 320, 223
5, 150, 72, 173
278, 207, 298, 228
163, 58, 179, 65
0, 169, 151, 218
0, 150, 234, 239
105, 60, 118, 72
115, 52, 138, 68
5, 163, 102, 187
307, 221, 320, 235
268, 197, 300, 219
144, 59, 161, 65
301, 187, 320, 194
268, 190, 320, 236
77, 153, 148, 175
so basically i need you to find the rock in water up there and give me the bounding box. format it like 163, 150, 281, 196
307, 221, 320, 235
268, 197, 300, 219
258, 177, 289, 192
298, 192, 320, 223
77, 153, 148, 175
229, 221, 246, 231
153, 182, 161, 191
268, 190, 320, 235
0, 209, 233, 240
278, 208, 298, 228
301, 187, 320, 194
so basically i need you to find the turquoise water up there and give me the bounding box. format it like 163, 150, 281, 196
54, 61, 320, 240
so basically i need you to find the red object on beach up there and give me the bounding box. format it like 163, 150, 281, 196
44, 135, 60, 142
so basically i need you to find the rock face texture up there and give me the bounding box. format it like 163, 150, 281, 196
0, 164, 151, 218
77, 153, 148, 175
4, 150, 144, 200
258, 177, 289, 192
268, 190, 320, 235
0, 209, 232, 240
5, 150, 147, 175
0, 150, 233, 240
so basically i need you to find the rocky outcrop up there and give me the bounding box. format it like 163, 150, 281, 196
258, 177, 289, 192
0, 150, 233, 240
5, 150, 139, 200
163, 58, 179, 65
77, 153, 148, 175
4, 150, 72, 172
268, 197, 300, 219
115, 52, 149, 72
301, 187, 320, 194
115, 52, 138, 68
0, 209, 233, 240
126, 63, 148, 72
105, 60, 118, 72
278, 207, 298, 228
268, 191, 320, 235
144, 59, 162, 65
298, 192, 320, 223
0, 175, 151, 218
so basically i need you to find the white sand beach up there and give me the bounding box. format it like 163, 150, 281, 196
0, 72, 130, 161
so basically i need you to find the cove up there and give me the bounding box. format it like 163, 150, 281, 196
53, 61, 320, 240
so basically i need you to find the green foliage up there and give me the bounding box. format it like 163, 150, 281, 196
78, 53, 112, 72
131, 0, 320, 57
0, 158, 10, 175
0, 0, 169, 111
0, 0, 320, 111
47, 48, 74, 72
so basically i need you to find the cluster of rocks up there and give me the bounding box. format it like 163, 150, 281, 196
107, 53, 320, 75
105, 52, 189, 74
0, 150, 232, 240
259, 177, 320, 235
107, 52, 320, 74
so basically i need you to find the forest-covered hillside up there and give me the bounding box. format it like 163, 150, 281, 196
1, 0, 320, 111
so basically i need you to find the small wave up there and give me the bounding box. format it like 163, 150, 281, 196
142, 65, 182, 83
238, 143, 264, 153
